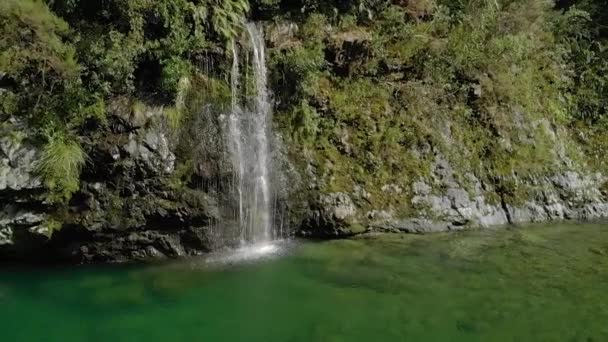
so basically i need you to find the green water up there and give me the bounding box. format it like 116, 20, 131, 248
2, 223, 608, 341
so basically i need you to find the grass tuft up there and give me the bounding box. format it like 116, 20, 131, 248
164, 106, 184, 132
37, 132, 86, 202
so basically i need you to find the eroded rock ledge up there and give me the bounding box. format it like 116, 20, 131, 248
299, 157, 608, 238
2, 112, 608, 264
0, 112, 218, 263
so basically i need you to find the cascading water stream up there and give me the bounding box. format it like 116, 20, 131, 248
225, 23, 274, 246
246, 23, 272, 242
228, 40, 245, 243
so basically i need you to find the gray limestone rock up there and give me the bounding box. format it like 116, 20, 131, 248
373, 156, 608, 237
124, 128, 175, 175
0, 226, 13, 246
374, 218, 453, 234
299, 192, 361, 238
320, 192, 356, 222
0, 136, 42, 191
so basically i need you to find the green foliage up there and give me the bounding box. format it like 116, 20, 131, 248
168, 160, 195, 190
163, 75, 192, 131
0, 0, 80, 125
2, 0, 608, 216
571, 117, 608, 172
1, 0, 251, 200
210, 0, 251, 40
184, 75, 232, 113
44, 218, 64, 237
556, 2, 608, 124
162, 58, 193, 96
131, 100, 147, 123
291, 100, 320, 143
36, 131, 87, 203
164, 106, 184, 132
49, 0, 250, 99
270, 0, 608, 215
0, 0, 77, 78
269, 14, 329, 110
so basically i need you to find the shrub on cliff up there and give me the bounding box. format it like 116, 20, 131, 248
2, 0, 608, 206
0, 0, 83, 127
267, 0, 608, 211
1, 0, 251, 201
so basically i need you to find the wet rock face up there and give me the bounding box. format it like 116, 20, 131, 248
373, 157, 608, 234
299, 192, 363, 238
505, 172, 608, 223
0, 135, 42, 191
2, 104, 608, 262
0, 123, 52, 256
124, 129, 175, 176
51, 113, 216, 263
51, 228, 214, 264
0, 112, 218, 263
405, 158, 512, 232
297, 151, 608, 238
0, 205, 52, 255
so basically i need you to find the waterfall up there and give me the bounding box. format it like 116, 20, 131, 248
228, 40, 245, 242
226, 23, 274, 244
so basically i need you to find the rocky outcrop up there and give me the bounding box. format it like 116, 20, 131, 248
377, 172, 608, 234
0, 109, 219, 263
0, 121, 53, 257
299, 192, 364, 237
3, 113, 608, 262
0, 131, 42, 191
53, 109, 220, 263
301, 154, 608, 238
0, 205, 50, 251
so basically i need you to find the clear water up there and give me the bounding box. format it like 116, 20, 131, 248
2, 222, 608, 341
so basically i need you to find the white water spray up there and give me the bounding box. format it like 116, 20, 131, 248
226, 23, 274, 245
228, 40, 246, 242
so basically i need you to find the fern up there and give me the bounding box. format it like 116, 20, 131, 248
210, 0, 250, 40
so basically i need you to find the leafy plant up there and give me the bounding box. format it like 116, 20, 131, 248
44, 218, 64, 237
0, 0, 80, 125
291, 100, 320, 143
210, 0, 251, 40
